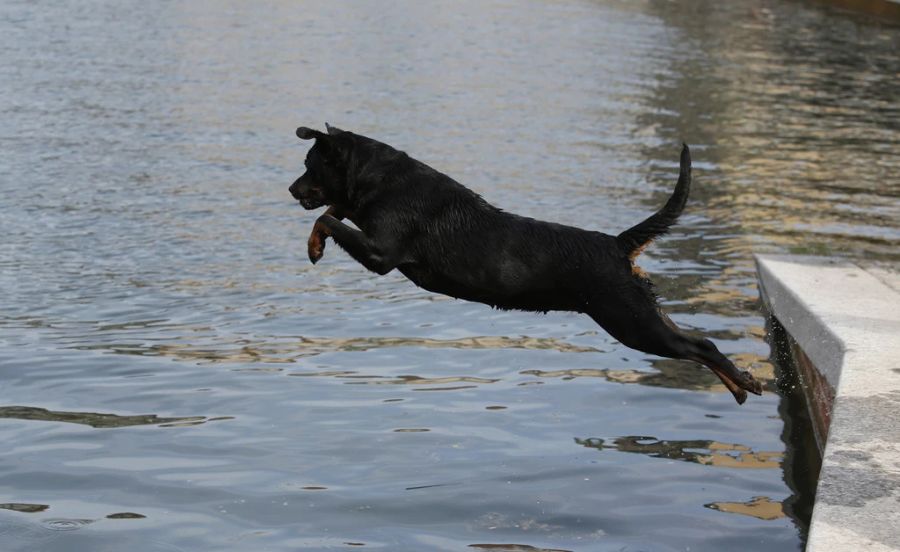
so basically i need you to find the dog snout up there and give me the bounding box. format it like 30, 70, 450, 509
290, 176, 326, 209
289, 175, 310, 200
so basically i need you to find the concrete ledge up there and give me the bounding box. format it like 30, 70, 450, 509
755, 255, 900, 552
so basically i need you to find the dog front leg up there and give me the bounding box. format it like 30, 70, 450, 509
309, 214, 400, 275
308, 206, 346, 263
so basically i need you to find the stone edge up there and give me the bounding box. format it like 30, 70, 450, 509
755, 254, 900, 552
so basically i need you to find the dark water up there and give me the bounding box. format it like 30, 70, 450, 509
1, 1, 898, 550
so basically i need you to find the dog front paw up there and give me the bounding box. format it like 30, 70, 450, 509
308, 231, 326, 264
307, 215, 337, 265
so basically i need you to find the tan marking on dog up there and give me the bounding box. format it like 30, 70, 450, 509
307, 219, 331, 262
629, 239, 654, 277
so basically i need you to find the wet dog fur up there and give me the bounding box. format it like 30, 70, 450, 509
289, 124, 763, 404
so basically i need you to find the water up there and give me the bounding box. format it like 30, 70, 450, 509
1, 1, 898, 550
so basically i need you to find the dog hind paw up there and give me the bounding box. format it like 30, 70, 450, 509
739, 371, 764, 396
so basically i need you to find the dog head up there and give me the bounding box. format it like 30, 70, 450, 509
289, 124, 352, 210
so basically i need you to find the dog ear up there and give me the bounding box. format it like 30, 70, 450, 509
325, 123, 346, 136
296, 127, 325, 140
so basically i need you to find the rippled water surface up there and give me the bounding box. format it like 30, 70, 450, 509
2, 1, 898, 550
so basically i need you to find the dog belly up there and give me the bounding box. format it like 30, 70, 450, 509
397, 263, 576, 313
397, 264, 483, 300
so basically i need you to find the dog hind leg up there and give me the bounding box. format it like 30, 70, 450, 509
586, 293, 762, 404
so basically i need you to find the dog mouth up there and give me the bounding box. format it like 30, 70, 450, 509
297, 196, 325, 210
291, 185, 326, 210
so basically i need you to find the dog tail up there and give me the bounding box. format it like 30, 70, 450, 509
617, 144, 691, 260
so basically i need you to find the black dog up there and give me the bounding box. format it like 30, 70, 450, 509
289, 124, 762, 404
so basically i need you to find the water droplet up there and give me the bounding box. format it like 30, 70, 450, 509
42, 518, 94, 531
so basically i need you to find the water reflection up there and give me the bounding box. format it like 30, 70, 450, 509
64, 334, 600, 364
343, 375, 499, 387
705, 496, 786, 521
575, 436, 782, 469
641, 0, 900, 268
469, 545, 572, 552
106, 512, 146, 519
0, 503, 49, 514
524, 355, 775, 395
0, 406, 221, 428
